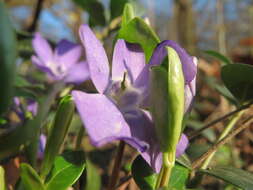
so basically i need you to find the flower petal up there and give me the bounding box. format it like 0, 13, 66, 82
149, 40, 197, 83
32, 32, 53, 63
71, 90, 148, 151
64, 61, 89, 84
55, 39, 82, 68
79, 25, 110, 93
141, 133, 189, 173
31, 56, 55, 77
112, 40, 145, 83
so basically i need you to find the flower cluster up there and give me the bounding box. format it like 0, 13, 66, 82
31, 25, 197, 172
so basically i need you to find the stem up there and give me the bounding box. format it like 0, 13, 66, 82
192, 115, 253, 169
155, 152, 175, 188
107, 141, 125, 190
189, 101, 253, 140
201, 110, 244, 169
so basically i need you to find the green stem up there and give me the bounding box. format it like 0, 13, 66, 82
75, 126, 84, 149
155, 152, 175, 188
201, 110, 245, 169
107, 141, 125, 190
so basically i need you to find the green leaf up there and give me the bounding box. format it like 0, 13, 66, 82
118, 17, 160, 62
45, 150, 86, 190
168, 164, 189, 189
73, 0, 106, 26
20, 163, 45, 190
199, 166, 253, 190
121, 3, 134, 27
0, 1, 17, 116
221, 63, 253, 103
204, 50, 233, 65
110, 0, 128, 20
176, 154, 192, 170
0, 166, 6, 190
132, 155, 158, 190
41, 95, 75, 178
85, 159, 101, 190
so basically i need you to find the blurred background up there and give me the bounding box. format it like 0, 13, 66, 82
3, 0, 253, 189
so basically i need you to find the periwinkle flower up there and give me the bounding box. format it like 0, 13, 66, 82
32, 33, 89, 84
72, 25, 196, 172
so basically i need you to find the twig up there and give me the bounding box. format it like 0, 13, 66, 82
191, 116, 253, 169
107, 141, 126, 190
189, 101, 253, 140
27, 0, 44, 32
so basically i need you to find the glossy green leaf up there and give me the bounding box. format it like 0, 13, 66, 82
204, 50, 232, 65
41, 95, 75, 178
199, 166, 253, 190
45, 150, 86, 190
20, 163, 45, 190
132, 155, 158, 190
221, 63, 253, 103
0, 1, 17, 116
118, 17, 160, 62
85, 159, 101, 190
168, 164, 189, 189
121, 3, 134, 27
110, 0, 128, 20
0, 166, 6, 190
73, 0, 106, 26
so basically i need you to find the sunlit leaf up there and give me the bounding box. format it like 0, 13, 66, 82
118, 17, 160, 62
20, 163, 45, 190
121, 2, 134, 27
45, 150, 85, 190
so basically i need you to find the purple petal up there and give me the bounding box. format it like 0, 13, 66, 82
55, 39, 82, 68
79, 25, 110, 94
32, 33, 53, 64
111, 40, 145, 83
125, 43, 145, 82
64, 61, 90, 84
141, 133, 189, 173
31, 56, 55, 77
149, 40, 197, 83
111, 40, 128, 82
27, 100, 38, 116
38, 134, 46, 159
71, 90, 148, 151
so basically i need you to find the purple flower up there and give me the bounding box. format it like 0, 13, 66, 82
32, 33, 89, 84
72, 25, 195, 172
